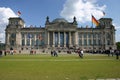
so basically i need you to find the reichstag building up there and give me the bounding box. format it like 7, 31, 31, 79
5, 16, 116, 52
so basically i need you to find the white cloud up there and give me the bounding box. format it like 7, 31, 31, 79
60, 0, 106, 23
113, 23, 120, 30
0, 7, 17, 43
113, 23, 120, 42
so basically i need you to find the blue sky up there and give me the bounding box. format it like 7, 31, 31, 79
0, 0, 120, 43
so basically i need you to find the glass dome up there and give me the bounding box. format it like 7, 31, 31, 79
52, 18, 68, 23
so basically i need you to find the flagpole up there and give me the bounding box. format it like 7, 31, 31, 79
91, 15, 94, 54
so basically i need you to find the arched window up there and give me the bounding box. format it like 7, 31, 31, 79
106, 33, 111, 39
11, 33, 16, 38
10, 40, 15, 46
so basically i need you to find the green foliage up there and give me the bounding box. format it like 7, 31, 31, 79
116, 42, 120, 49
0, 43, 5, 50
0, 54, 120, 80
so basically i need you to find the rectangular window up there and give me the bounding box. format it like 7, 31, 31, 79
27, 39, 30, 46
31, 39, 35, 46
93, 34, 96, 39
107, 40, 110, 45
15, 21, 18, 25
93, 39, 96, 45
88, 34, 91, 38
55, 32, 58, 47
78, 33, 82, 38
84, 39, 87, 46
98, 34, 100, 39
84, 33, 87, 38
98, 40, 101, 45
88, 39, 91, 46
79, 39, 82, 46
22, 39, 25, 46
22, 34, 25, 38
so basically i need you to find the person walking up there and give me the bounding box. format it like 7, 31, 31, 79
80, 49, 84, 58
115, 50, 120, 59
78, 50, 81, 58
4, 50, 6, 56
51, 50, 53, 56
0, 50, 2, 56
10, 47, 13, 55
53, 50, 58, 57
110, 49, 114, 57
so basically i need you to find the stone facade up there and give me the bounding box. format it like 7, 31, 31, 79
5, 16, 116, 51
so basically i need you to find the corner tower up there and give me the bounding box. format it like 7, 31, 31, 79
5, 17, 25, 50
99, 18, 116, 50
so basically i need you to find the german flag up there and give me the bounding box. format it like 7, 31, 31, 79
17, 11, 21, 16
92, 15, 99, 26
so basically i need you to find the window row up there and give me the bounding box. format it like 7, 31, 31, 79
21, 39, 45, 46
78, 33, 101, 39
21, 33, 45, 39
78, 39, 112, 46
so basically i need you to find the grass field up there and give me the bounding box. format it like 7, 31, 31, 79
0, 53, 120, 80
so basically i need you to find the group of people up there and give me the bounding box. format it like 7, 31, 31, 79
0, 47, 120, 60
76, 49, 120, 59
113, 49, 120, 59
106, 49, 120, 59
51, 50, 58, 57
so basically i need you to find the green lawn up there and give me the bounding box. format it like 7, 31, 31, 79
0, 53, 120, 80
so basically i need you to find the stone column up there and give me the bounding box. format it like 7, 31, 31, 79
48, 31, 49, 46
104, 32, 107, 50
81, 33, 84, 46
6, 33, 10, 45
102, 31, 106, 50
52, 32, 55, 47
86, 33, 88, 46
69, 32, 72, 47
75, 32, 78, 47
24, 34, 26, 46
30, 37, 31, 46
34, 34, 36, 46
64, 32, 66, 47
58, 32, 60, 47
112, 31, 116, 49
100, 32, 104, 50
6, 33, 10, 49
34, 34, 36, 47
19, 33, 22, 47
16, 32, 21, 49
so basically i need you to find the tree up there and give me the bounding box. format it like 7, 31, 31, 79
0, 43, 5, 50
116, 42, 120, 49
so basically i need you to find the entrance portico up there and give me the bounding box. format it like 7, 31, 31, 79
47, 31, 76, 48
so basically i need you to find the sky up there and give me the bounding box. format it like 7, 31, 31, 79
0, 0, 120, 43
